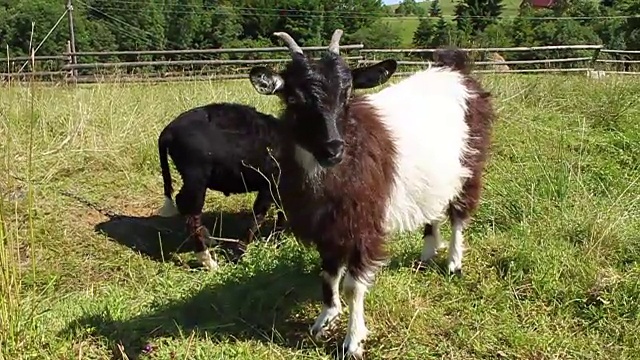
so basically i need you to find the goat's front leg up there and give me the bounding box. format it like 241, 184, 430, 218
340, 266, 376, 359
310, 257, 345, 340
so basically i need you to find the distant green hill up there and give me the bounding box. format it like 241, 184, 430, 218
382, 0, 523, 46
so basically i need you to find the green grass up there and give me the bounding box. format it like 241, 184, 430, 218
1, 73, 640, 360
384, 0, 523, 46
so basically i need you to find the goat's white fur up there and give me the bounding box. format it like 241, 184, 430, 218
421, 220, 446, 262
294, 66, 474, 235
368, 67, 473, 233
447, 218, 465, 272
196, 250, 218, 270
310, 267, 345, 339
342, 270, 372, 357
158, 196, 180, 217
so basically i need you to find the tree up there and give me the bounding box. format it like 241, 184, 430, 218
429, 0, 443, 17
413, 16, 436, 48
431, 16, 455, 48
349, 20, 402, 49
4, 0, 72, 57
454, 0, 505, 35
614, 0, 640, 49
164, 0, 205, 51
395, 0, 424, 16
87, 0, 166, 54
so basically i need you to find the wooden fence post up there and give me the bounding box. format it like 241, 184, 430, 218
590, 46, 602, 71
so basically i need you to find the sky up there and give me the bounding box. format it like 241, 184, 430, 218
382, 0, 402, 4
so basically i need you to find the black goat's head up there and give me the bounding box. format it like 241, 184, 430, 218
249, 29, 396, 168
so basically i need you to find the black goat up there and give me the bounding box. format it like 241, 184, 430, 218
156, 59, 398, 270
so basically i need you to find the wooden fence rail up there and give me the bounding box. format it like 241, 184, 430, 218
1, 44, 638, 84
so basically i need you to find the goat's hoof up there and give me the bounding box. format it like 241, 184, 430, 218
446, 261, 462, 277
310, 325, 327, 340
202, 260, 220, 270
310, 308, 340, 340
420, 241, 446, 263
196, 251, 219, 271
201, 259, 219, 271
339, 339, 365, 359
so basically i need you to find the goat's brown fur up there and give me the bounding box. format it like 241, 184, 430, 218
277, 96, 398, 281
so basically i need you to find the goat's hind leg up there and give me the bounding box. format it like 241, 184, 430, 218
420, 219, 446, 263
446, 173, 483, 275
175, 175, 218, 270
245, 189, 274, 244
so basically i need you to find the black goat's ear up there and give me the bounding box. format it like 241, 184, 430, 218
249, 66, 284, 95
351, 59, 398, 89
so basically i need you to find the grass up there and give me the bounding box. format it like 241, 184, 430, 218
383, 0, 523, 46
1, 72, 640, 360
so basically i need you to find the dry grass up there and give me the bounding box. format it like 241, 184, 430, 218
1, 72, 640, 360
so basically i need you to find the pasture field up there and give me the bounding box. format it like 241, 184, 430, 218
384, 0, 522, 46
1, 73, 640, 360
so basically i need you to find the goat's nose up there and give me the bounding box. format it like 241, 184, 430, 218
325, 139, 345, 159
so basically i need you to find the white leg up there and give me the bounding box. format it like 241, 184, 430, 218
195, 250, 218, 270
447, 218, 465, 273
341, 271, 371, 359
420, 221, 446, 262
310, 267, 345, 339
158, 196, 179, 217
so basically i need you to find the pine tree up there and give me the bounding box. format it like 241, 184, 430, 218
454, 0, 505, 35
429, 0, 443, 17
431, 16, 452, 48
413, 16, 435, 48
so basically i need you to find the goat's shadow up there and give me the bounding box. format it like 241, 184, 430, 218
94, 210, 285, 267
59, 249, 349, 359
86, 207, 460, 359
60, 241, 457, 360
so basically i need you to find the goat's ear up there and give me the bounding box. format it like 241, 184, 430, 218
249, 66, 284, 95
351, 59, 398, 89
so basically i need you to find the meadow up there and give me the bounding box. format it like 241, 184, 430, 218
1, 72, 640, 360
383, 0, 523, 46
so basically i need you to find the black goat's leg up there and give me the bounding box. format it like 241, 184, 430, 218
175, 174, 217, 270
245, 189, 273, 244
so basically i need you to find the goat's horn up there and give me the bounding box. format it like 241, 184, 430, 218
328, 29, 343, 55
273, 32, 303, 55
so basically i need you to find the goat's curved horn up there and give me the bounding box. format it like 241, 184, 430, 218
273, 32, 303, 55
328, 29, 343, 55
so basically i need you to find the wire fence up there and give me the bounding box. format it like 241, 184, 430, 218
1, 43, 638, 85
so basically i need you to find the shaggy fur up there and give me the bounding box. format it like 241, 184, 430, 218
157, 59, 398, 270
249, 30, 495, 358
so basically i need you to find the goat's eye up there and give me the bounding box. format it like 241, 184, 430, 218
287, 95, 297, 104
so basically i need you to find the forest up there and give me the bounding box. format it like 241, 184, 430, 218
0, 0, 638, 62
